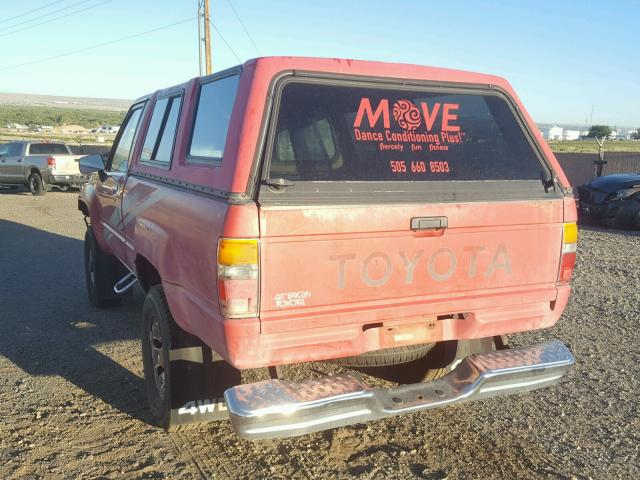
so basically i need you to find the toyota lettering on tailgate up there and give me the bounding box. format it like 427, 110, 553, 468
329, 245, 512, 289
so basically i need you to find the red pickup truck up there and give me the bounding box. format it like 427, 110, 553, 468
78, 57, 576, 440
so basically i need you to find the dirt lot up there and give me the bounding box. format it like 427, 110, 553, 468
0, 189, 639, 479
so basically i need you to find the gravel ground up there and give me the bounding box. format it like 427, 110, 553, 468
0, 188, 638, 479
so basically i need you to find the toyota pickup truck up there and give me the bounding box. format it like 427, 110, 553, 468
78, 57, 577, 440
0, 141, 85, 195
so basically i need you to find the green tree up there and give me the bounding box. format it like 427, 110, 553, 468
587, 125, 612, 139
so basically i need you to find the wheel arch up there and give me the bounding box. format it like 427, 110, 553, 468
25, 166, 41, 182
136, 254, 161, 293
78, 199, 90, 216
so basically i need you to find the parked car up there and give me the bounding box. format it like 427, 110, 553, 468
0, 141, 85, 195
78, 57, 576, 440
577, 174, 640, 229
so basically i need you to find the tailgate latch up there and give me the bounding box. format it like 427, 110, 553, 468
410, 216, 448, 231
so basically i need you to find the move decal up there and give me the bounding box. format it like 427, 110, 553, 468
353, 97, 466, 176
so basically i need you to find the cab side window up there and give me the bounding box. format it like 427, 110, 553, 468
140, 94, 182, 167
110, 104, 145, 173
0, 143, 22, 156
9, 143, 23, 156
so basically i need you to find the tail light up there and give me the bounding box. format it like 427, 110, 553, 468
47, 157, 56, 169
217, 238, 259, 318
557, 223, 577, 284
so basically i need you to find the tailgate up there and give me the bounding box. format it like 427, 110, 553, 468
258, 200, 563, 332
255, 77, 566, 333
52, 155, 82, 175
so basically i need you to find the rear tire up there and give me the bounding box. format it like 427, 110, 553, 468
421, 337, 496, 381
142, 286, 174, 430
337, 338, 498, 385
332, 343, 435, 367
84, 227, 129, 308
141, 285, 221, 432
28, 172, 46, 196
633, 210, 640, 230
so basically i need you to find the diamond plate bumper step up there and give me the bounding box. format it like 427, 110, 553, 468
224, 340, 574, 440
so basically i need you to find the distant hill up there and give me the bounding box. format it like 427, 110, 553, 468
0, 92, 131, 112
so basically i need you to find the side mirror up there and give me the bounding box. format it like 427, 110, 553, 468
78, 154, 106, 175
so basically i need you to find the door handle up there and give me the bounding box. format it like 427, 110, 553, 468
411, 216, 448, 231
17, 159, 22, 163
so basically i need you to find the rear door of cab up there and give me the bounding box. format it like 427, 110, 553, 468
255, 75, 566, 334
0, 142, 24, 183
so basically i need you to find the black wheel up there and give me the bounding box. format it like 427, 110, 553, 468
332, 343, 435, 367
28, 171, 46, 196
633, 210, 640, 230
142, 286, 173, 429
84, 227, 129, 308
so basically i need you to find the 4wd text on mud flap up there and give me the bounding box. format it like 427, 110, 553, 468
329, 245, 512, 289
178, 398, 227, 415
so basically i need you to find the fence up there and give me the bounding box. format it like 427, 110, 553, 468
68, 144, 111, 156
555, 152, 640, 187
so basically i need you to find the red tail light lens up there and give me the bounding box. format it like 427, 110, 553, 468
217, 238, 259, 318
47, 157, 56, 168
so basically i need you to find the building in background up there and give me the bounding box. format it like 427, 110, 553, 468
563, 129, 581, 140
541, 125, 564, 140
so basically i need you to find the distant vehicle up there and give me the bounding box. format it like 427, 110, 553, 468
578, 174, 640, 228
91, 125, 119, 134
78, 57, 576, 439
0, 141, 85, 195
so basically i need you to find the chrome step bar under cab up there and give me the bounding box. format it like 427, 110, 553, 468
113, 271, 137, 294
224, 340, 574, 440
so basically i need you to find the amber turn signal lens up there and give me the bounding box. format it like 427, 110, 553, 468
218, 239, 258, 266
563, 223, 578, 244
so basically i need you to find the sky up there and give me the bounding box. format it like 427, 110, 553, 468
0, 0, 638, 126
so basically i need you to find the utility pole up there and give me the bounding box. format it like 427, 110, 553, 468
197, 1, 203, 76
204, 0, 212, 75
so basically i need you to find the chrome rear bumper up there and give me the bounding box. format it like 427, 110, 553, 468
225, 340, 574, 440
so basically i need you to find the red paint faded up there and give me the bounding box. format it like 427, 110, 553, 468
79, 57, 577, 369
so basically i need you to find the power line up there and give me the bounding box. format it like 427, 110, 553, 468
0, 17, 197, 72
224, 0, 261, 56
3, 0, 95, 31
0, 0, 68, 25
208, 19, 242, 64
1, 0, 111, 38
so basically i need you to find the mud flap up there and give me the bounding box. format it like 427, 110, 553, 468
167, 343, 240, 428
